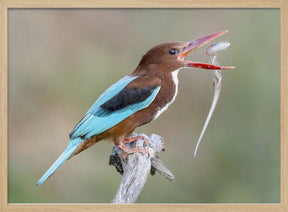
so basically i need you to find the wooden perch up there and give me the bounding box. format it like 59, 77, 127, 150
109, 133, 175, 203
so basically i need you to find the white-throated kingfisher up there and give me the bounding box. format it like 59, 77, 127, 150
37, 30, 234, 186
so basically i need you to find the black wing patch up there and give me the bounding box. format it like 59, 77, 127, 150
100, 86, 157, 112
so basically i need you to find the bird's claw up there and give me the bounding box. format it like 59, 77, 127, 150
122, 147, 149, 160
118, 142, 149, 160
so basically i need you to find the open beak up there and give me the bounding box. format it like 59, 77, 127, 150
178, 30, 234, 70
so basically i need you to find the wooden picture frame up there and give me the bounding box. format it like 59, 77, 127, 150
1, 0, 287, 211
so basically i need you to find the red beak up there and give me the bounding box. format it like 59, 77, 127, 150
178, 30, 234, 70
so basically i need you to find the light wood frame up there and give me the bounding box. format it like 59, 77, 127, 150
0, 0, 287, 211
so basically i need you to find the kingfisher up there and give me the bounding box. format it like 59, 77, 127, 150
37, 30, 234, 186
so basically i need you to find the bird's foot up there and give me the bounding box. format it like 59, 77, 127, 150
122, 135, 148, 145
118, 142, 148, 159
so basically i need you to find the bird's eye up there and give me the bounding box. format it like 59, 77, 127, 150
169, 48, 178, 55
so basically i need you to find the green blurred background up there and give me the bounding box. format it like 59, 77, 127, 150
8, 9, 280, 203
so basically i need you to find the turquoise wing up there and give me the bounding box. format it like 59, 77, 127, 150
70, 75, 160, 139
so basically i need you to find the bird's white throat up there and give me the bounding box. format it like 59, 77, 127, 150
153, 68, 180, 120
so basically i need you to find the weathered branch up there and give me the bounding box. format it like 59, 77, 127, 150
109, 133, 174, 203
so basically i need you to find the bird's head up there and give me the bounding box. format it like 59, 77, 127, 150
135, 30, 234, 76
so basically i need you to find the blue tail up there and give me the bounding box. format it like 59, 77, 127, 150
36, 138, 83, 186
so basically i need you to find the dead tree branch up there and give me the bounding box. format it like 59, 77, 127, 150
109, 133, 174, 203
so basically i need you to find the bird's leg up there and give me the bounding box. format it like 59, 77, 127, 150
117, 135, 149, 159
122, 135, 148, 145
117, 142, 148, 159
